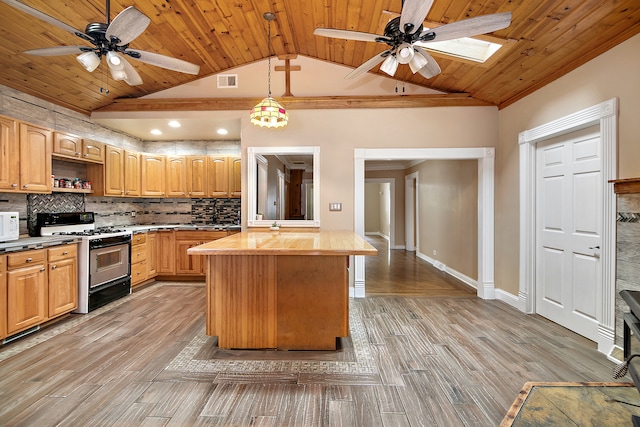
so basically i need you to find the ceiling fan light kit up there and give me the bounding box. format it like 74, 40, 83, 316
313, 0, 512, 80
1, 0, 200, 91
76, 51, 100, 72
250, 12, 288, 129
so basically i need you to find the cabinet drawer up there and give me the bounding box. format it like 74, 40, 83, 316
48, 244, 77, 262
131, 245, 147, 263
131, 260, 148, 284
0, 255, 5, 273
132, 233, 147, 245
7, 249, 46, 269
176, 231, 228, 241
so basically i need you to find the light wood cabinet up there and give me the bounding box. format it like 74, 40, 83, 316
166, 156, 187, 197
175, 230, 228, 275
141, 154, 166, 197
0, 116, 19, 191
103, 145, 125, 196
157, 231, 176, 275
187, 156, 207, 197
147, 232, 157, 278
131, 233, 148, 287
18, 122, 52, 193
228, 156, 242, 198
6, 249, 47, 335
124, 150, 141, 196
207, 156, 228, 197
48, 244, 77, 317
53, 133, 105, 164
0, 255, 6, 340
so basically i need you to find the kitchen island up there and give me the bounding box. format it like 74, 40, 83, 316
187, 230, 377, 350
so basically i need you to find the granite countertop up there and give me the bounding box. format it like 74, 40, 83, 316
0, 236, 82, 254
126, 224, 241, 233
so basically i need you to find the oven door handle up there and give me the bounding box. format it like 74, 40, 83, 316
91, 240, 131, 250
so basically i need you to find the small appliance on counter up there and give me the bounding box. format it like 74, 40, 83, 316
0, 211, 19, 242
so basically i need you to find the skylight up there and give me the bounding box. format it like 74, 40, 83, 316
425, 37, 503, 63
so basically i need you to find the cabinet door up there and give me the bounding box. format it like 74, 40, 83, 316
124, 150, 141, 196
82, 139, 105, 163
207, 156, 229, 197
228, 156, 242, 198
19, 122, 52, 193
0, 116, 18, 191
141, 154, 166, 197
166, 156, 187, 197
0, 255, 6, 340
157, 231, 175, 274
147, 232, 157, 277
187, 156, 207, 197
105, 145, 125, 196
53, 132, 82, 158
48, 257, 77, 317
7, 264, 47, 334
175, 239, 202, 274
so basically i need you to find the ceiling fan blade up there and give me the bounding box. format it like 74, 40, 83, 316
400, 0, 434, 34
0, 0, 90, 40
23, 46, 87, 56
121, 57, 143, 86
313, 28, 384, 43
420, 12, 512, 43
106, 6, 151, 46
413, 46, 441, 79
127, 50, 200, 75
345, 51, 390, 79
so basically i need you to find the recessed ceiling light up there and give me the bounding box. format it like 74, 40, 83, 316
217, 128, 229, 135
150, 129, 162, 135
168, 120, 181, 128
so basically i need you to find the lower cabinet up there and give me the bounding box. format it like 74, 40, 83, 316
3, 244, 78, 339
6, 249, 47, 335
175, 231, 228, 275
131, 232, 148, 287
147, 232, 157, 278
0, 255, 6, 340
157, 231, 176, 275
48, 244, 78, 317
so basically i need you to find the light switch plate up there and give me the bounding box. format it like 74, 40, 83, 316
329, 203, 342, 211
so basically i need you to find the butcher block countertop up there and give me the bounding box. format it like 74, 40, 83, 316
187, 230, 377, 256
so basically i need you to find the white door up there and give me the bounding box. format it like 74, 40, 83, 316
535, 125, 602, 341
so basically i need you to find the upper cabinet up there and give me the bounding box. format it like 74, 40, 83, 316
208, 156, 241, 198
0, 117, 51, 193
141, 154, 166, 197
124, 150, 141, 197
18, 122, 52, 193
0, 116, 19, 192
187, 156, 207, 198
53, 132, 105, 164
228, 156, 242, 198
166, 156, 187, 198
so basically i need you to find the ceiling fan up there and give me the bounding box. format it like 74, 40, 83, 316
0, 0, 200, 87
314, 0, 512, 79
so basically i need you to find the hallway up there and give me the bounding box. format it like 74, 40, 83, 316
364, 236, 476, 297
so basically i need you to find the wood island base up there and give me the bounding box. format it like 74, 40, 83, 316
207, 254, 348, 350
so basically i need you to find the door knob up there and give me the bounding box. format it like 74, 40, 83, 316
589, 246, 600, 250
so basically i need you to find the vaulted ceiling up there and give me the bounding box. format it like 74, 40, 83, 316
0, 0, 638, 117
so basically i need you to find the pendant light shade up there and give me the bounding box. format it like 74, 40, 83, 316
250, 97, 288, 128
250, 12, 288, 129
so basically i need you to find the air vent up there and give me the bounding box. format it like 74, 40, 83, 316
217, 74, 238, 89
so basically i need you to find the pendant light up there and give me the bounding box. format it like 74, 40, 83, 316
250, 12, 288, 128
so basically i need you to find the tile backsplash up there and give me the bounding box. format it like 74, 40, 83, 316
0, 193, 240, 237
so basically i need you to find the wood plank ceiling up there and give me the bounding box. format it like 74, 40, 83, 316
0, 0, 638, 116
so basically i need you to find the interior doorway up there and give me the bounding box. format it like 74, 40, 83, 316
354, 147, 495, 299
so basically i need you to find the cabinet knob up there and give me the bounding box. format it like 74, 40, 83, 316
40, 267, 45, 272
83, 153, 88, 157
51, 265, 57, 270
23, 184, 28, 188
62, 251, 68, 255
26, 257, 33, 262
76, 152, 81, 156
11, 183, 17, 188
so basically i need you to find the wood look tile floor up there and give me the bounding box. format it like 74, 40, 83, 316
0, 239, 624, 426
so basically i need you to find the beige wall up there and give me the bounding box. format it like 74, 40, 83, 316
365, 169, 408, 247
241, 106, 499, 232
408, 160, 479, 279
364, 183, 381, 233
495, 33, 640, 296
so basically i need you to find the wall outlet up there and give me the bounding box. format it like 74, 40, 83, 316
131, 211, 136, 217
433, 249, 437, 256
329, 203, 342, 211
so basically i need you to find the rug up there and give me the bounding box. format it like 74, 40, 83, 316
500, 381, 640, 426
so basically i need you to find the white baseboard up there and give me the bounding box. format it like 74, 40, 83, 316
495, 288, 524, 311
416, 250, 478, 290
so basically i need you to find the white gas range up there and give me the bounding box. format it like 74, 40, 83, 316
36, 212, 132, 313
